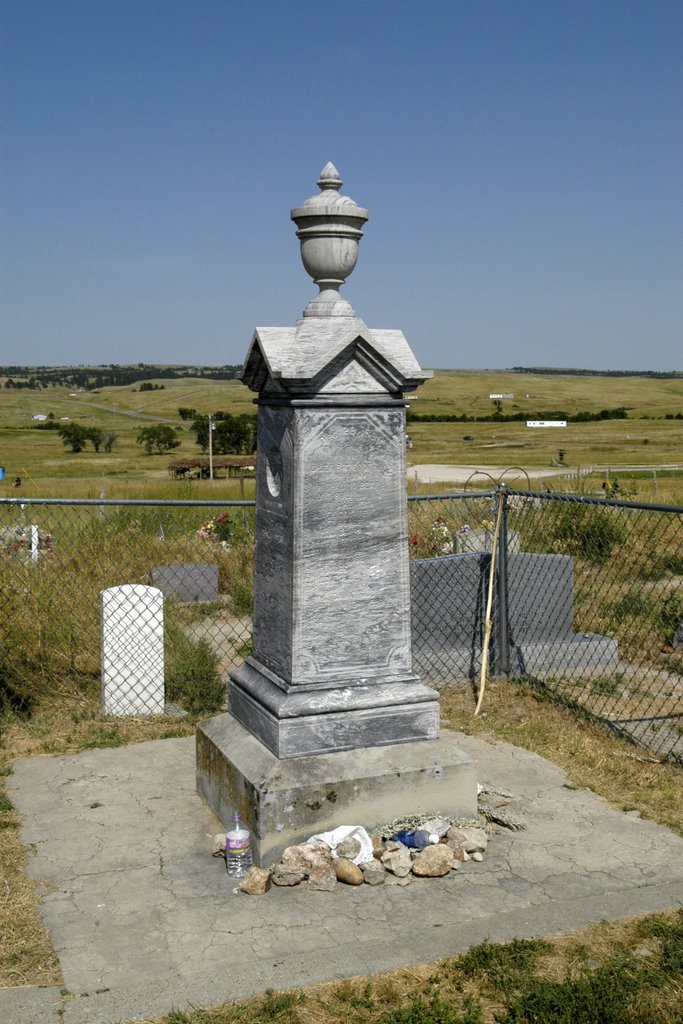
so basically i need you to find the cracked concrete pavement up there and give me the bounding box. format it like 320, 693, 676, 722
4, 733, 683, 1023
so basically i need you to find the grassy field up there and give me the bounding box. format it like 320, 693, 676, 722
0, 377, 256, 499
416, 369, 683, 420
0, 370, 681, 501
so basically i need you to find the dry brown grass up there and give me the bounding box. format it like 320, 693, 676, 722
0, 791, 59, 989
440, 679, 683, 836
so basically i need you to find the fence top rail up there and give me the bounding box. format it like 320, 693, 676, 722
1, 489, 680, 514
0, 492, 496, 509
505, 488, 683, 515
408, 490, 496, 502
0, 497, 257, 508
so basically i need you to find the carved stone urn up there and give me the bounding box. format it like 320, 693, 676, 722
290, 161, 368, 318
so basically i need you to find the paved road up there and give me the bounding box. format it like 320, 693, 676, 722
68, 398, 183, 425
407, 464, 572, 485
4, 731, 683, 1023
407, 462, 683, 486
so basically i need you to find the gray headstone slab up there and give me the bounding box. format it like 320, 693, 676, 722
151, 563, 219, 603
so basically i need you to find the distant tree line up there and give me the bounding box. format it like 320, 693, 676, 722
3, 376, 49, 389
1, 363, 242, 390
510, 366, 682, 380
407, 407, 630, 424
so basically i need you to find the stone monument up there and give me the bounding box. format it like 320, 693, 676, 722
197, 164, 477, 864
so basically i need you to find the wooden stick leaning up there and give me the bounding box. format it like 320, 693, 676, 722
474, 493, 505, 718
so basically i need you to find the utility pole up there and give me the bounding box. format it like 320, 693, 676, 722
208, 415, 215, 480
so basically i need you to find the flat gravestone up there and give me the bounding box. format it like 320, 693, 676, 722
101, 584, 165, 715
151, 563, 218, 603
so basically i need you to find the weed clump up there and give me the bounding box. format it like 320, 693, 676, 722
164, 622, 224, 716
448, 937, 553, 993
549, 504, 623, 564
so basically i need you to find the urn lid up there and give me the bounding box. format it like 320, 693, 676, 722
291, 162, 368, 220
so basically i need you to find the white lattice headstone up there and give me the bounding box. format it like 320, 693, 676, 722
101, 584, 165, 715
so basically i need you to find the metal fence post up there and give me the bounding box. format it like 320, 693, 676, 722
495, 484, 510, 675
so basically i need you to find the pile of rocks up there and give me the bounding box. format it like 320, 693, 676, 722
233, 823, 489, 896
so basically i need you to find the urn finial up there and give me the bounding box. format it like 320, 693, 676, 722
317, 161, 343, 190
291, 164, 369, 318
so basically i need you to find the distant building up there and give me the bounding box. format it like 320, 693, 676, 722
489, 393, 514, 399
526, 420, 567, 428
31, 413, 48, 421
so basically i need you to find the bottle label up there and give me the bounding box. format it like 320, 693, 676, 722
227, 837, 251, 854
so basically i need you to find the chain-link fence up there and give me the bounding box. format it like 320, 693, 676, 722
1, 491, 682, 761
409, 488, 683, 762
0, 499, 255, 718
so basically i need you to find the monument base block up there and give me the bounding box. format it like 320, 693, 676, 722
196, 713, 478, 867
229, 658, 440, 758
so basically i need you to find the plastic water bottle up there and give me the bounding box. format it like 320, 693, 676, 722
391, 828, 440, 849
225, 812, 253, 877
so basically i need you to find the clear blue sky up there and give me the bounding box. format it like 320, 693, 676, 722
1, 0, 681, 371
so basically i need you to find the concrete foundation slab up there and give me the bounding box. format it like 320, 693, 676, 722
196, 713, 477, 865
8, 733, 683, 1024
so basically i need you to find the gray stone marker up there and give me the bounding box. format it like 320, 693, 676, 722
411, 552, 618, 681
101, 584, 165, 714
151, 562, 219, 603
456, 527, 521, 553
197, 164, 477, 863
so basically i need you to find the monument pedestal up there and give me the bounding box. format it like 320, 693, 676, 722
197, 713, 477, 867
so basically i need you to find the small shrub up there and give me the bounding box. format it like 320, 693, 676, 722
499, 957, 642, 1024
382, 989, 483, 1024
657, 592, 683, 644
550, 505, 623, 564
450, 938, 552, 992
591, 676, 622, 697
164, 623, 224, 716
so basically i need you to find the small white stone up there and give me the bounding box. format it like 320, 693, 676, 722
212, 833, 227, 856
447, 826, 488, 853
381, 845, 412, 877
471, 851, 484, 862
